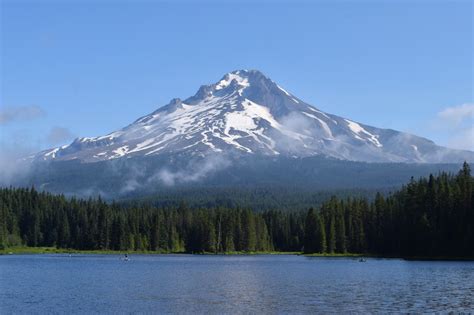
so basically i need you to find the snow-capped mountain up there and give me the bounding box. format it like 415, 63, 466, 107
37, 70, 473, 163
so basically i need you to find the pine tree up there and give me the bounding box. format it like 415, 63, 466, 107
328, 214, 336, 253
0, 164, 472, 258
241, 210, 257, 251
304, 208, 318, 253
57, 214, 70, 248
335, 212, 346, 253
317, 214, 327, 253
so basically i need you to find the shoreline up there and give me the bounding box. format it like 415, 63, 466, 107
1, 247, 473, 261
0, 247, 299, 256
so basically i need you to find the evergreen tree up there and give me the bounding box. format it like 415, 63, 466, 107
304, 208, 318, 253
335, 211, 346, 253
0, 163, 471, 258
328, 214, 336, 253
316, 214, 327, 253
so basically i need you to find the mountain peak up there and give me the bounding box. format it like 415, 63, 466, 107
184, 69, 298, 113
35, 70, 474, 164
223, 69, 273, 85
214, 69, 274, 91
185, 69, 273, 104
227, 69, 268, 78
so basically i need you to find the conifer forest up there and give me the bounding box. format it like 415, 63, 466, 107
1, 163, 472, 258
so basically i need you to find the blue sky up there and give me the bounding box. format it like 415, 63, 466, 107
1, 0, 473, 154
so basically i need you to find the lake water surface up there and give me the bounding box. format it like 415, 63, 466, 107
1, 254, 473, 313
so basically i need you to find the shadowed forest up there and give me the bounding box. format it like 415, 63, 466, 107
1, 163, 472, 258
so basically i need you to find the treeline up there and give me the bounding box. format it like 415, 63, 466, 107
0, 195, 273, 253
302, 162, 473, 257
0, 163, 472, 257
122, 186, 388, 212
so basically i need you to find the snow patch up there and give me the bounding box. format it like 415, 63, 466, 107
344, 119, 382, 147
215, 73, 250, 91
307, 106, 333, 121
302, 112, 333, 138
110, 145, 129, 158
44, 148, 59, 158
277, 84, 291, 96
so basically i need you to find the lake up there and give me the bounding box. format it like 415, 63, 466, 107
1, 254, 473, 313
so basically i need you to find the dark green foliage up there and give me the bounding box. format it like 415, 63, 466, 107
316, 214, 327, 253
335, 209, 346, 253
0, 163, 472, 258
0, 190, 273, 253
304, 208, 318, 253
302, 163, 473, 257
328, 214, 336, 253
120, 186, 389, 215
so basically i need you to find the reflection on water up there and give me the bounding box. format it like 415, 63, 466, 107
1, 254, 473, 313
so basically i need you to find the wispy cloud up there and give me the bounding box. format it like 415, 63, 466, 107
0, 139, 38, 185
0, 105, 46, 124
0, 131, 75, 186
435, 103, 474, 151
150, 154, 231, 186
46, 126, 75, 145
109, 154, 232, 194
437, 103, 474, 127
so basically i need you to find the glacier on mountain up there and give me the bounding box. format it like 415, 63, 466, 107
36, 70, 473, 164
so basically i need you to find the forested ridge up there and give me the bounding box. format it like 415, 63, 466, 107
23, 155, 463, 200
0, 163, 472, 258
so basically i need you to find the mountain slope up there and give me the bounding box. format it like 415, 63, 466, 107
37, 69, 472, 163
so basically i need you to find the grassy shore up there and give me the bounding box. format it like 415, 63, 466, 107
0, 246, 301, 256
0, 246, 174, 255
1, 247, 472, 260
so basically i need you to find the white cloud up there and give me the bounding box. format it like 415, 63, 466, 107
46, 126, 75, 145
435, 103, 474, 151
448, 126, 474, 151
0, 105, 46, 124
149, 154, 231, 186
0, 141, 37, 185
437, 103, 474, 127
